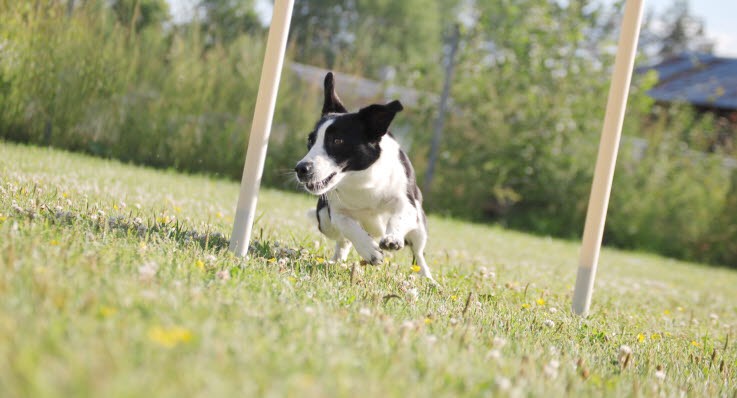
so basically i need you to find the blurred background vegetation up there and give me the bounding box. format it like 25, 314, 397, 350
1, 0, 735, 267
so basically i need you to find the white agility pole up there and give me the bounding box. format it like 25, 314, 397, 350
572, 0, 645, 316
229, 0, 295, 257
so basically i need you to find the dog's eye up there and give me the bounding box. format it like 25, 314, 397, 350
333, 138, 344, 145
307, 137, 315, 148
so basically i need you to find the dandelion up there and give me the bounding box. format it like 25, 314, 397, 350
98, 306, 117, 318
148, 326, 193, 348
536, 298, 546, 306
543, 319, 555, 328
195, 260, 205, 270
650, 333, 661, 340
521, 303, 531, 309
267, 258, 276, 263
315, 257, 326, 263
690, 340, 700, 347
411, 265, 421, 273
424, 317, 433, 325
637, 333, 646, 343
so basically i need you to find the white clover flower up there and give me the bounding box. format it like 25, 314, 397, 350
544, 359, 560, 378
544, 319, 555, 328
655, 366, 665, 382
216, 269, 230, 281
407, 287, 419, 302
486, 349, 502, 361
495, 377, 511, 391
138, 261, 158, 281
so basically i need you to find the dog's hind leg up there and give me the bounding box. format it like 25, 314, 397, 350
333, 239, 352, 262
406, 227, 437, 284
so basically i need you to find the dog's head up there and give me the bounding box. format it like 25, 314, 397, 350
294, 72, 403, 195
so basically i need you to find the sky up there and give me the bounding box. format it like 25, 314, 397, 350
166, 0, 737, 57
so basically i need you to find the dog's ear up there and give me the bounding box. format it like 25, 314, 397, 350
358, 100, 403, 142
322, 72, 348, 115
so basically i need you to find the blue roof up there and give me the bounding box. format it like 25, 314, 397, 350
638, 53, 737, 110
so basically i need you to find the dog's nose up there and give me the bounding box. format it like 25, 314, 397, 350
295, 161, 313, 180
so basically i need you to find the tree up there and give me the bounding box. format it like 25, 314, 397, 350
198, 0, 264, 45
643, 0, 714, 59
288, 0, 445, 84
110, 0, 170, 31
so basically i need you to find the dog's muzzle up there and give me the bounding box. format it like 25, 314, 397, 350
294, 161, 313, 182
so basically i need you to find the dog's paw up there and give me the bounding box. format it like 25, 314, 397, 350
379, 235, 404, 251
355, 242, 384, 265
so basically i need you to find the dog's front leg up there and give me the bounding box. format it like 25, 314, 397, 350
331, 213, 383, 265
380, 205, 416, 251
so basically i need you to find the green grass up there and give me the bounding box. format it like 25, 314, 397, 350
1, 141, 736, 397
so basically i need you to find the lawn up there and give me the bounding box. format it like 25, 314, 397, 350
1, 141, 735, 397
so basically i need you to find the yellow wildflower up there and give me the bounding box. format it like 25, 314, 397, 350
424, 318, 433, 325
98, 306, 117, 318
690, 340, 700, 347
411, 265, 421, 273
637, 333, 646, 343
536, 298, 546, 306
148, 326, 193, 348
521, 303, 531, 309
651, 333, 661, 340
195, 260, 205, 270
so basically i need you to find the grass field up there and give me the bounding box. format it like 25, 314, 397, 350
1, 141, 736, 397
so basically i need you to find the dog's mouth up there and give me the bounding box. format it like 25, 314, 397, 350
303, 172, 337, 194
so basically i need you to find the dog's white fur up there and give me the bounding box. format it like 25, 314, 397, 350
298, 119, 435, 283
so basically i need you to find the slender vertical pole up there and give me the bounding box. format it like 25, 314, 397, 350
229, 0, 295, 257
572, 0, 645, 316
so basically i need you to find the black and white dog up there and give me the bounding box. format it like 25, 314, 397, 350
294, 73, 435, 283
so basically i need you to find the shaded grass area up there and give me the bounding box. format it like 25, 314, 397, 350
1, 141, 736, 397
